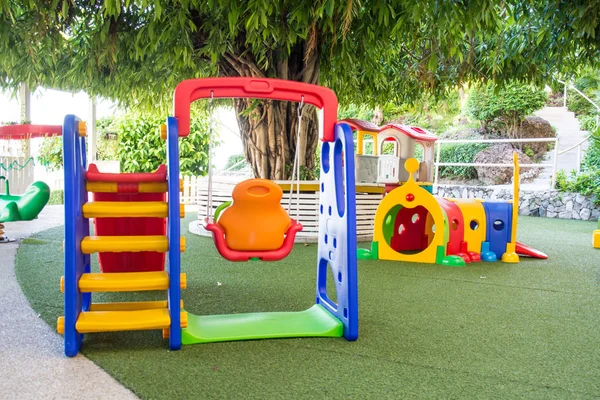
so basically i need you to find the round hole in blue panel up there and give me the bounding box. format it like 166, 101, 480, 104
493, 219, 505, 231
333, 139, 346, 217
333, 238, 337, 248
321, 142, 331, 173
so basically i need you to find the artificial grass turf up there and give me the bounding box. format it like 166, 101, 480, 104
15, 214, 600, 399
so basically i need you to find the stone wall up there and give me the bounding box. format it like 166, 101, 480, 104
434, 185, 600, 221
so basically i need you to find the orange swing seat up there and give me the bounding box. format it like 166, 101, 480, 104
205, 179, 303, 261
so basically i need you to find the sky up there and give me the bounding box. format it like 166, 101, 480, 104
0, 87, 243, 171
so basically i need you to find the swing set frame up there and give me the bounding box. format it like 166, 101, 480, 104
166, 77, 359, 345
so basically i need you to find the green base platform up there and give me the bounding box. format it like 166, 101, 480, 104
182, 304, 343, 345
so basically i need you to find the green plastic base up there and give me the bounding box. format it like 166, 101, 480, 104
181, 304, 343, 345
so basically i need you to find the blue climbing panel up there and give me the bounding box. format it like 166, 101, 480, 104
482, 201, 513, 260
316, 122, 359, 341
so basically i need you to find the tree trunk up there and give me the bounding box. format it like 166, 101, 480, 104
218, 40, 320, 179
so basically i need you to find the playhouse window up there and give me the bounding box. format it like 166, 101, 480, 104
381, 137, 398, 157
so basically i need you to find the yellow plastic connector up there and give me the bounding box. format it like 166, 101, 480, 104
60, 276, 64, 293
160, 124, 167, 140
78, 121, 87, 137
57, 316, 64, 334
180, 179, 184, 193
593, 230, 600, 249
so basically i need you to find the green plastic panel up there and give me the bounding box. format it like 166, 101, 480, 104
181, 304, 343, 345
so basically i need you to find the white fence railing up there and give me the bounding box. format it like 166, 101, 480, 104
184, 177, 384, 242
0, 157, 35, 194
433, 137, 560, 189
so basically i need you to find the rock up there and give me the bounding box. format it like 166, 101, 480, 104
547, 211, 557, 218
576, 194, 585, 204
573, 210, 581, 220
517, 116, 557, 160
566, 200, 573, 212
559, 210, 571, 218
473, 144, 538, 185
581, 208, 591, 220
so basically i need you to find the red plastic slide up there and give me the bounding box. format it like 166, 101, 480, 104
87, 164, 168, 273
515, 242, 548, 259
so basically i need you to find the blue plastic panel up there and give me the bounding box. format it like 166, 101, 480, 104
63, 115, 91, 357
315, 123, 358, 341
166, 116, 182, 350
482, 201, 512, 260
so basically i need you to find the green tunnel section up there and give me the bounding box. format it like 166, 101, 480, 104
382, 204, 402, 246
0, 180, 51, 222
181, 304, 343, 344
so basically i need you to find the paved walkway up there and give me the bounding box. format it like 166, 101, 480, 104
530, 107, 590, 188
0, 206, 136, 399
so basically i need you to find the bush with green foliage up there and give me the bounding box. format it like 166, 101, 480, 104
48, 189, 64, 205
118, 114, 210, 176
438, 143, 489, 180
582, 129, 600, 172
555, 170, 600, 205
223, 154, 247, 172
465, 83, 548, 140
37, 117, 120, 171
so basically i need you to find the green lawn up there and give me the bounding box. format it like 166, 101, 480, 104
15, 214, 600, 399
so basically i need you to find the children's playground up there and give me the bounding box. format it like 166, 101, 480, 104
2, 78, 599, 399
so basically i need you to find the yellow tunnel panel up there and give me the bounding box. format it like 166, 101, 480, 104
451, 199, 487, 254
373, 180, 445, 263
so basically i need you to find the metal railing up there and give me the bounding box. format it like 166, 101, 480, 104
433, 137, 559, 189
558, 79, 596, 171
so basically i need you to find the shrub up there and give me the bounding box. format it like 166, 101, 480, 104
48, 189, 64, 205
37, 117, 120, 171
438, 143, 489, 180
555, 169, 600, 205
465, 83, 548, 141
117, 113, 210, 176
582, 129, 600, 172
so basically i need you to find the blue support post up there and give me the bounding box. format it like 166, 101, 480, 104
166, 116, 182, 350
63, 115, 90, 357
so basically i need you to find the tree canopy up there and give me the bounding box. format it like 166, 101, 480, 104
2, 1, 600, 178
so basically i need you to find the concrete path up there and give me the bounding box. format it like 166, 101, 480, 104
0, 205, 137, 400
531, 107, 590, 188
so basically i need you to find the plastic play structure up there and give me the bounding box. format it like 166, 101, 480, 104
343, 118, 437, 192
58, 78, 358, 356
0, 124, 57, 242
350, 120, 548, 266
594, 219, 600, 249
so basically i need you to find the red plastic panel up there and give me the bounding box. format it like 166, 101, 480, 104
93, 192, 167, 273
339, 118, 380, 132
0, 124, 62, 139
205, 220, 303, 262
86, 164, 167, 183
390, 205, 429, 252
173, 78, 338, 141
437, 198, 470, 262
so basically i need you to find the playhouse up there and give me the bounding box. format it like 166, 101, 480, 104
342, 119, 437, 189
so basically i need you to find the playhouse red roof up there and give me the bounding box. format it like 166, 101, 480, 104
0, 124, 62, 140
339, 119, 438, 143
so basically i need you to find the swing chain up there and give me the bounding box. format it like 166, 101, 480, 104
288, 97, 304, 220
206, 91, 215, 222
